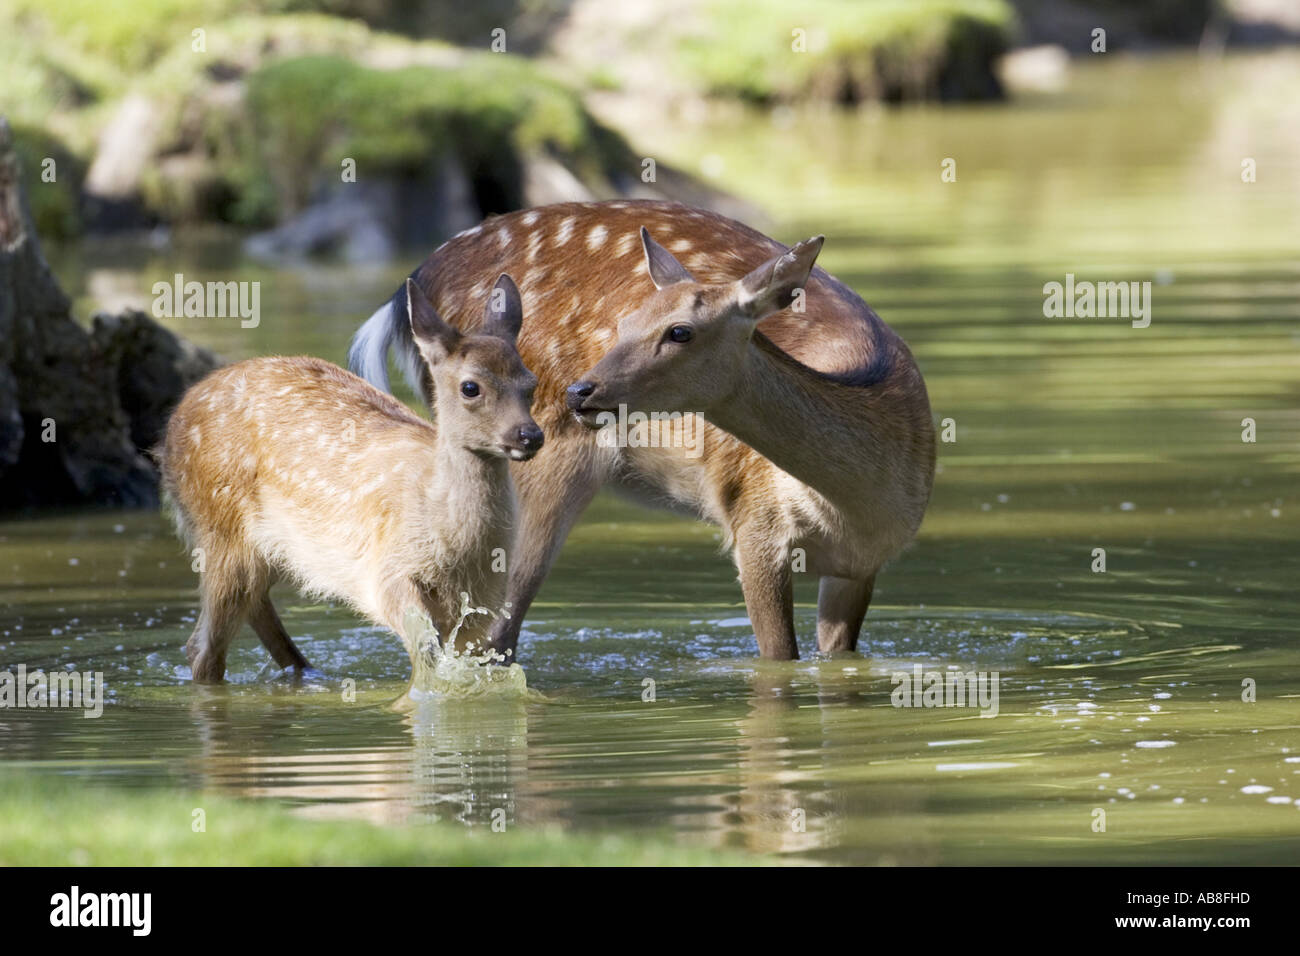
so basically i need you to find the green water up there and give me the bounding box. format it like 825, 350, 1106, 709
3, 52, 1299, 864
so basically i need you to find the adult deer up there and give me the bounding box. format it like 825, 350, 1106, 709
351, 201, 934, 661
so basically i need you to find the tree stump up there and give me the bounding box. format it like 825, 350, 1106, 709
0, 117, 218, 509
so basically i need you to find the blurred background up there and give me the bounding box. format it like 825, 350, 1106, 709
5, 0, 1298, 250
1, 1, 1299, 865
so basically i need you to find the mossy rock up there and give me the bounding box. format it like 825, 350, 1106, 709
0, 5, 727, 234
679, 0, 1018, 104
9, 124, 86, 240
233, 52, 620, 223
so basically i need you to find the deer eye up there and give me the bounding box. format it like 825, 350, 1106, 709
460, 381, 481, 398
667, 325, 694, 344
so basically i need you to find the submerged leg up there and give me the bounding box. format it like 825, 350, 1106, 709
816, 573, 875, 653
734, 526, 798, 660
485, 434, 604, 659
377, 577, 445, 662
187, 561, 254, 683
248, 590, 312, 671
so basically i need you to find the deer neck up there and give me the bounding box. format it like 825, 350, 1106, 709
705, 333, 886, 508
429, 433, 513, 531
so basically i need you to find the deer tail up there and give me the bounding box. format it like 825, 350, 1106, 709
349, 274, 425, 395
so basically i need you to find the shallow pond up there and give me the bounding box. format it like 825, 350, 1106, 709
3, 52, 1299, 863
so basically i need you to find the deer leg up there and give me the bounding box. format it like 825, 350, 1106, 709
248, 589, 312, 671
816, 573, 875, 653
734, 531, 799, 660
375, 577, 445, 660
485, 433, 603, 659
186, 556, 255, 683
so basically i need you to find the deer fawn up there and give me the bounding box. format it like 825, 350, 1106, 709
351, 201, 934, 661
160, 275, 541, 683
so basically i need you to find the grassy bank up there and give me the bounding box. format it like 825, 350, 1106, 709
0, 0, 1027, 236
0, 4, 629, 233
551, 0, 1018, 107
0, 773, 757, 866
682, 0, 1018, 103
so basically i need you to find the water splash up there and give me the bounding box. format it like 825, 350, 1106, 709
402, 596, 530, 699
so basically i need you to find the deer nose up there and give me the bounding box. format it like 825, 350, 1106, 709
566, 381, 595, 410
518, 424, 544, 450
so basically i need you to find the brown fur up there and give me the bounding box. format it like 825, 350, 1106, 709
161, 278, 539, 682
354, 201, 935, 660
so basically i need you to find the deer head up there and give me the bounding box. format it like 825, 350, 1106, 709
565, 227, 824, 424
408, 274, 543, 460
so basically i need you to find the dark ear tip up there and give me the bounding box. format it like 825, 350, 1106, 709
485, 273, 524, 331
639, 225, 651, 240
492, 273, 522, 311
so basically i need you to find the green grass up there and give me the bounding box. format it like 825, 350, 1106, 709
680, 0, 1018, 103
0, 0, 316, 72
0, 773, 759, 866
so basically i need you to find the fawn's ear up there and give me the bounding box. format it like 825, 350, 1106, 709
407, 278, 460, 362
481, 273, 523, 343
641, 226, 695, 289
734, 235, 824, 320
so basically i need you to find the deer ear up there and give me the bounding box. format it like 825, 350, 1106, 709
641, 226, 695, 289
407, 278, 460, 361
482, 273, 523, 343
734, 235, 824, 320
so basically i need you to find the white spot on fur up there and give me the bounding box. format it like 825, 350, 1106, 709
521, 211, 539, 226
556, 217, 576, 245
587, 224, 608, 250
670, 239, 693, 253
